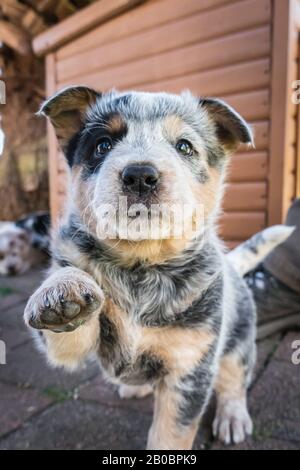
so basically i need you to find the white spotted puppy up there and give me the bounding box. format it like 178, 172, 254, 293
25, 87, 257, 449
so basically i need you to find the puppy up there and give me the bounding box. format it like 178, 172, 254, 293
0, 222, 32, 275
24, 87, 256, 450
16, 212, 51, 252
0, 213, 50, 276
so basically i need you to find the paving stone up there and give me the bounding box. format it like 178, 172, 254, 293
213, 438, 299, 450
274, 331, 300, 363
0, 292, 27, 311
194, 398, 216, 449
0, 301, 28, 331
0, 400, 151, 450
0, 326, 30, 351
0, 381, 53, 438
253, 334, 281, 380
0, 266, 48, 296
0, 339, 99, 390
78, 374, 153, 414
250, 356, 300, 423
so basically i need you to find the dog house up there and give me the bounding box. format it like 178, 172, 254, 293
34, 0, 300, 246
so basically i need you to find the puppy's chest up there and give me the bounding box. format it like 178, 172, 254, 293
98, 298, 165, 384
97, 298, 216, 385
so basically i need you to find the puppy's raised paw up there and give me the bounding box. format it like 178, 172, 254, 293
213, 398, 253, 445
24, 268, 104, 333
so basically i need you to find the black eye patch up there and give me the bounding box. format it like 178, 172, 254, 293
65, 112, 128, 176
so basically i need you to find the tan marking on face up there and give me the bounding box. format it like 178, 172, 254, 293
191, 166, 223, 220
163, 115, 186, 142
71, 167, 99, 234
215, 354, 246, 400
106, 113, 127, 134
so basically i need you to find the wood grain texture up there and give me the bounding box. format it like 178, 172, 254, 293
137, 59, 270, 97
57, 26, 270, 89
33, 0, 144, 56
223, 182, 267, 211
56, 0, 237, 60
56, 0, 271, 82
219, 212, 266, 239
223, 90, 269, 121
228, 152, 268, 183
45, 53, 60, 222
268, 0, 298, 224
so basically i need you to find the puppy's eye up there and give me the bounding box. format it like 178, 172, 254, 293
95, 137, 113, 157
0, 253, 4, 260
176, 139, 194, 157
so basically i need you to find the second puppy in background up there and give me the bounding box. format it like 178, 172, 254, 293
0, 212, 50, 276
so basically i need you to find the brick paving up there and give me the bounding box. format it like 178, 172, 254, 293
0, 267, 299, 450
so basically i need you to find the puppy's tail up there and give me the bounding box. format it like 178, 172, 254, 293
227, 225, 295, 276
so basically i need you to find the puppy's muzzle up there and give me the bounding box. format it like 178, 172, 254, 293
121, 164, 159, 197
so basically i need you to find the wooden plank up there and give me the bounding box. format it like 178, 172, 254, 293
33, 0, 144, 56
56, 0, 271, 82
244, 121, 269, 151
228, 152, 268, 182
58, 26, 270, 90
289, 116, 297, 145
223, 182, 267, 211
226, 240, 242, 249
1, 0, 28, 19
58, 152, 67, 172
57, 171, 68, 194
57, 0, 235, 60
219, 212, 266, 239
268, 0, 298, 224
285, 170, 297, 206
45, 53, 60, 223
0, 19, 31, 55
137, 59, 270, 97
223, 90, 269, 121
297, 60, 300, 197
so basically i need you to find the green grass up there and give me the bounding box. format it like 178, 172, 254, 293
42, 387, 73, 403
252, 424, 274, 441
0, 286, 14, 297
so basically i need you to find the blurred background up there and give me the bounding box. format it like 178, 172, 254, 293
0, 0, 98, 221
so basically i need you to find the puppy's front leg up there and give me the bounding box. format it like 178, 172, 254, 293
24, 267, 104, 370
147, 371, 213, 450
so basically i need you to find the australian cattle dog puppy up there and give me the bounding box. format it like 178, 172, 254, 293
24, 87, 256, 449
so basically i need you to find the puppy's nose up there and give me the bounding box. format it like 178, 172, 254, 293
122, 165, 159, 195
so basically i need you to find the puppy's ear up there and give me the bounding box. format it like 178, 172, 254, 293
39, 86, 100, 151
199, 97, 254, 152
